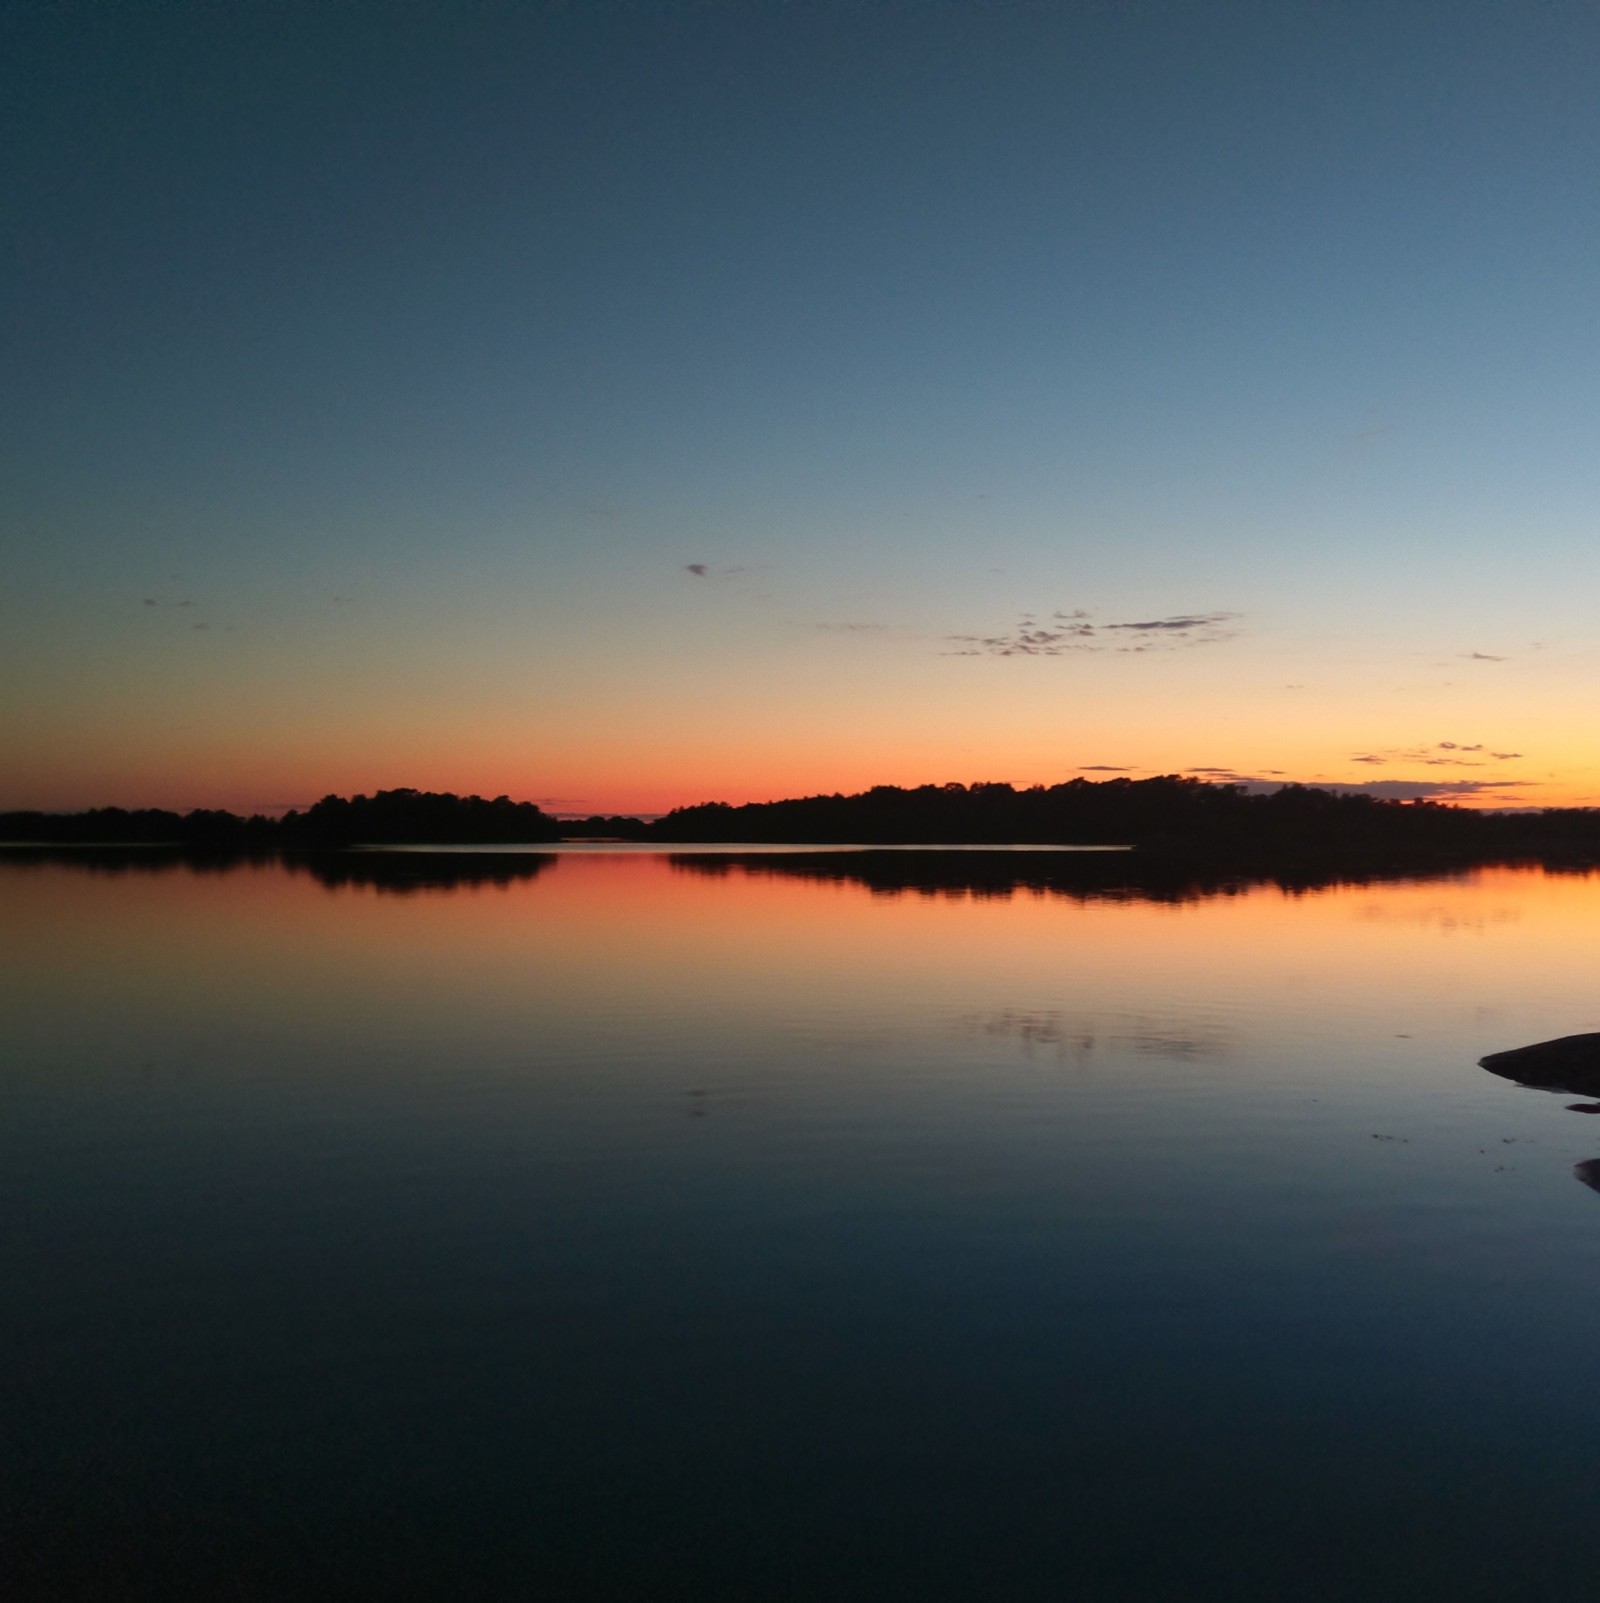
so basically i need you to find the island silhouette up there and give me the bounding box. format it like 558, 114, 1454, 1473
5, 777, 1600, 865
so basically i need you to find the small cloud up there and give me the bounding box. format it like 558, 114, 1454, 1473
1355, 742, 1508, 771
945, 608, 1238, 657
814, 621, 889, 633
175, 599, 194, 609
1465, 652, 1506, 662
1105, 612, 1236, 634
1317, 778, 1535, 802
1182, 770, 1284, 791
943, 624, 1094, 656
1492, 751, 1523, 760
1079, 764, 1131, 772
683, 562, 746, 583
143, 598, 159, 607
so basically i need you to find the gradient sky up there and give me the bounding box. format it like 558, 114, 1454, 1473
6, 0, 1599, 814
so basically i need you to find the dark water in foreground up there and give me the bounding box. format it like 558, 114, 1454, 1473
5, 850, 1600, 1600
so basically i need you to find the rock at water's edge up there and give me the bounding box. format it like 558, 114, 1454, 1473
1479, 1032, 1600, 1097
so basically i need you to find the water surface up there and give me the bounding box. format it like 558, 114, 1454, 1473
5, 852, 1600, 1599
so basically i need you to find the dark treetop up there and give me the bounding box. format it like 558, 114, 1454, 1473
5, 777, 1600, 865
0, 788, 563, 849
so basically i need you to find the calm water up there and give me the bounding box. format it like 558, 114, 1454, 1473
5, 850, 1600, 1600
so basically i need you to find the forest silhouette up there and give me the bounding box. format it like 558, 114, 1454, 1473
5, 777, 1600, 865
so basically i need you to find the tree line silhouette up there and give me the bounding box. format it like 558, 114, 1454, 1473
0, 788, 563, 848
5, 777, 1600, 864
643, 777, 1600, 862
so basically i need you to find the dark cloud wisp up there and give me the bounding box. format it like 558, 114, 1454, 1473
946, 609, 1239, 657
1349, 742, 1522, 771
1318, 778, 1535, 802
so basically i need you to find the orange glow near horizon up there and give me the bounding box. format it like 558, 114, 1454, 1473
5, 748, 1595, 818
3, 665, 1595, 816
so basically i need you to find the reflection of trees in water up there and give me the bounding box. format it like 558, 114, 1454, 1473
0, 846, 559, 895
0, 847, 274, 880
13, 844, 1572, 905
290, 852, 558, 894
668, 849, 1496, 906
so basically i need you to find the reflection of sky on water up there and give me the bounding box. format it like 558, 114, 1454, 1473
6, 854, 1600, 1597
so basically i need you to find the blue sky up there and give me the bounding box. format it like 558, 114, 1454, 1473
5, 1, 1599, 812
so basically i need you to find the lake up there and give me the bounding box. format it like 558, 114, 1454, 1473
5, 849, 1600, 1600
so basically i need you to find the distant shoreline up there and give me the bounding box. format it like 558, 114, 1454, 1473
6, 778, 1600, 861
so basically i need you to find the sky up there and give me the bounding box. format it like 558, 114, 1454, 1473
5, 0, 1600, 815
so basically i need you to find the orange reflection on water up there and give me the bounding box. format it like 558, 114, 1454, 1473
7, 854, 1600, 1098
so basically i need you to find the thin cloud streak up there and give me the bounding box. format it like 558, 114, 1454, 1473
1349, 742, 1522, 771
946, 609, 1239, 657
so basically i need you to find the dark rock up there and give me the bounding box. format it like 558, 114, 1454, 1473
1574, 1159, 1600, 1195
1479, 1033, 1600, 1097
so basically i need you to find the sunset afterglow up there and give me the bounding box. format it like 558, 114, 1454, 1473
6, 4, 1599, 813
